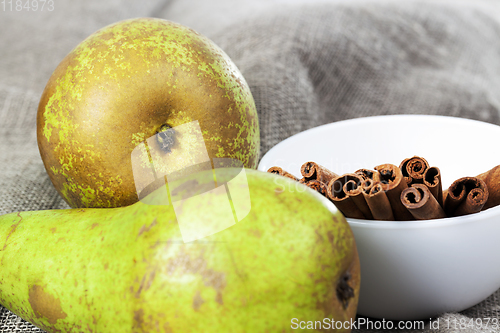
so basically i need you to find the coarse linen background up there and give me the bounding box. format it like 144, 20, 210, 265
1, 0, 500, 332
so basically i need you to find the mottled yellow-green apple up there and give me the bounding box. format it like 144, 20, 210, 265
0, 170, 359, 333
37, 17, 260, 208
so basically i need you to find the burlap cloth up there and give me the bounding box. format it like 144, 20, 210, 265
1, 0, 500, 331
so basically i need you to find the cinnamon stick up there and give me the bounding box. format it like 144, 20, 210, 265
443, 177, 489, 217
355, 169, 380, 182
399, 156, 429, 185
363, 181, 395, 220
303, 179, 328, 197
455, 188, 489, 216
401, 184, 446, 220
423, 166, 443, 207
267, 166, 299, 181
476, 165, 500, 210
326, 174, 365, 219
374, 163, 414, 221
300, 162, 338, 184
343, 174, 373, 219
361, 178, 375, 194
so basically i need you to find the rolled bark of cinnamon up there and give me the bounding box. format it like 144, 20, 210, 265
476, 165, 500, 210
343, 175, 373, 219
300, 162, 338, 184
423, 166, 443, 207
361, 178, 375, 195
443, 177, 489, 217
303, 180, 328, 197
355, 169, 380, 182
326, 174, 366, 219
267, 166, 299, 181
363, 181, 395, 220
401, 184, 446, 220
399, 156, 429, 185
454, 188, 489, 216
374, 163, 414, 221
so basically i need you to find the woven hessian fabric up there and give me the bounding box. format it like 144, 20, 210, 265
1, 0, 500, 332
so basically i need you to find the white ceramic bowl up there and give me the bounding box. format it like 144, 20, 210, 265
258, 115, 500, 320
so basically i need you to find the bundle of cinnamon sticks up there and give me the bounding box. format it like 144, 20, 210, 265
268, 157, 500, 221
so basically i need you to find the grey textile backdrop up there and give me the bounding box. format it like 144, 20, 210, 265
1, 0, 500, 332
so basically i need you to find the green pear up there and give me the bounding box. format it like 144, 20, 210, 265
37, 17, 260, 209
0, 170, 359, 332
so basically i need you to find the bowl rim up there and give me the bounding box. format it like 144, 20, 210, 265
266, 114, 500, 141
346, 205, 500, 229
259, 114, 500, 229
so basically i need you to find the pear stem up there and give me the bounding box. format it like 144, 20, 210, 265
156, 124, 175, 153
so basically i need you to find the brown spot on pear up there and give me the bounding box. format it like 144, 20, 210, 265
28, 285, 67, 325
